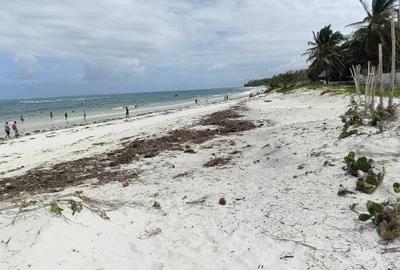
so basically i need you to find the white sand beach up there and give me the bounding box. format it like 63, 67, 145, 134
1, 87, 400, 269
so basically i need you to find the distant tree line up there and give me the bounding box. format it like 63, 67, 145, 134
244, 70, 308, 87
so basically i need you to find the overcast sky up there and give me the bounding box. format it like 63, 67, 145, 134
0, 0, 365, 99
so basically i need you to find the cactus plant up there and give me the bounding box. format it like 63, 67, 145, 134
359, 201, 400, 240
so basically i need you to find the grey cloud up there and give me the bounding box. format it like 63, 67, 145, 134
13, 53, 40, 80
0, 0, 365, 84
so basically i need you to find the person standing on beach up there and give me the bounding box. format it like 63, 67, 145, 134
50, 112, 53, 119
4, 122, 10, 138
12, 121, 19, 137
20, 114, 24, 123
83, 110, 87, 121
195, 98, 198, 105
125, 106, 130, 118
65, 112, 68, 121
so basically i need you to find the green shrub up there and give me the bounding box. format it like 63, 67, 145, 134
339, 98, 363, 139
356, 169, 384, 194
343, 151, 372, 176
393, 183, 400, 193
370, 110, 392, 126
359, 201, 400, 240
50, 202, 63, 215
344, 152, 384, 194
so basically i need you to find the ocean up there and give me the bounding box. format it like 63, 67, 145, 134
0, 87, 248, 133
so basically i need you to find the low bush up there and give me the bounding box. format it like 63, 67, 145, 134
339, 98, 362, 139
359, 200, 400, 241
343, 151, 384, 194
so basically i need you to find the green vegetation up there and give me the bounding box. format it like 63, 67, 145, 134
356, 169, 385, 193
344, 151, 372, 176
359, 200, 400, 240
244, 69, 308, 88
69, 200, 83, 215
50, 201, 64, 215
343, 151, 384, 194
303, 25, 345, 80
393, 183, 400, 193
339, 98, 363, 139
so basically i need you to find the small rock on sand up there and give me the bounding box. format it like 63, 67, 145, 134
153, 201, 161, 209
5, 182, 13, 189
219, 197, 226, 205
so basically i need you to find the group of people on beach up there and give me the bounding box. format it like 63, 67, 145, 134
4, 121, 19, 138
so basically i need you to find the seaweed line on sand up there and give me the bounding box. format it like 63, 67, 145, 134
0, 107, 256, 201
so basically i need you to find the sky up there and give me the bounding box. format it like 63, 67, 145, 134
0, 0, 365, 99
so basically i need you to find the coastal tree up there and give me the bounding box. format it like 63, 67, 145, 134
347, 0, 398, 66
303, 25, 345, 81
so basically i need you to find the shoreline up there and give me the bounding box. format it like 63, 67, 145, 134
1, 87, 255, 134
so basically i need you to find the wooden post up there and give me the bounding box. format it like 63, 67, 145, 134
370, 66, 376, 111
378, 43, 384, 110
365, 61, 371, 114
389, 19, 396, 108
350, 65, 361, 102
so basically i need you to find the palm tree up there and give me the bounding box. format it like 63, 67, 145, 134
348, 0, 397, 61
303, 25, 345, 81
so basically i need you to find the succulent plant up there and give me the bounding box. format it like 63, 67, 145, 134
359, 201, 400, 241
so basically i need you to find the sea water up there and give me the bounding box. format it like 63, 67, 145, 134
0, 87, 248, 132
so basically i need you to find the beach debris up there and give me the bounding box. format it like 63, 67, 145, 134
140, 227, 162, 239
337, 185, 356, 196
219, 197, 227, 205
121, 180, 129, 187
323, 160, 335, 167
153, 201, 161, 209
184, 145, 196, 153
204, 157, 231, 168
358, 200, 400, 240
279, 252, 294, 260
0, 107, 256, 201
4, 182, 13, 189
186, 196, 207, 205
173, 172, 190, 179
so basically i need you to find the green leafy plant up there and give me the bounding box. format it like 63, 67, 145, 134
98, 211, 110, 221
344, 152, 384, 194
339, 99, 363, 139
359, 201, 400, 241
356, 169, 384, 194
50, 201, 63, 215
69, 200, 83, 215
370, 109, 392, 126
343, 151, 373, 176
11, 197, 37, 209
393, 183, 400, 193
